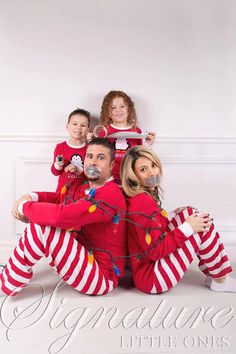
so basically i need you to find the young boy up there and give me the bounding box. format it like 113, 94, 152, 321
51, 108, 90, 193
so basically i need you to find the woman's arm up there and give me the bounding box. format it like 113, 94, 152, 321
129, 199, 212, 261
128, 195, 192, 261
130, 213, 191, 261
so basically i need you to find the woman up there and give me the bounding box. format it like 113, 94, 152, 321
121, 146, 236, 294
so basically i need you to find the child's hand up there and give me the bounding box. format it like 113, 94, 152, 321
145, 132, 156, 145
87, 132, 95, 142
55, 155, 64, 169
64, 163, 82, 174
186, 213, 213, 233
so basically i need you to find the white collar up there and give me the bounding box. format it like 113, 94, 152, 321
86, 176, 114, 193
66, 140, 86, 148
110, 124, 132, 130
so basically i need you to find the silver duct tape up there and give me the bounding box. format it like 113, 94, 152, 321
145, 175, 160, 187
85, 166, 101, 177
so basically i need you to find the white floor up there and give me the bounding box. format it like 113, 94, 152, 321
0, 255, 236, 354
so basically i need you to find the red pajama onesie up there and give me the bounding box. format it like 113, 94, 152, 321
0, 180, 127, 296
51, 141, 87, 192
127, 193, 232, 294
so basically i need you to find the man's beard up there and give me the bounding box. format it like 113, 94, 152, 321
87, 175, 100, 181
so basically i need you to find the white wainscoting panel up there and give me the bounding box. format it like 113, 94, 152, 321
16, 156, 56, 235
0, 134, 235, 252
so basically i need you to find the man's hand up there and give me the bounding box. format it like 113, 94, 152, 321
12, 194, 32, 221
18, 215, 30, 223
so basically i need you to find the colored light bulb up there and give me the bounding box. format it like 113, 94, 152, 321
112, 215, 120, 224
112, 215, 120, 233
66, 227, 74, 232
145, 232, 151, 245
161, 209, 168, 218
88, 188, 96, 199
88, 251, 94, 265
60, 185, 67, 194
113, 265, 120, 276
89, 204, 97, 213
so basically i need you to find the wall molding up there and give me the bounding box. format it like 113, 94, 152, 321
1, 134, 236, 144
158, 136, 236, 144
16, 156, 52, 234
16, 156, 236, 166
16, 156, 52, 197
0, 134, 67, 143
14, 155, 236, 236
162, 157, 236, 164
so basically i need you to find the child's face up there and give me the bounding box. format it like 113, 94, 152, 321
66, 114, 89, 141
109, 96, 129, 126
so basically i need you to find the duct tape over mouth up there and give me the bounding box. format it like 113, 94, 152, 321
85, 166, 102, 177
145, 175, 160, 187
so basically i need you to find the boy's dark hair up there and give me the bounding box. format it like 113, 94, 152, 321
88, 138, 115, 161
68, 108, 90, 126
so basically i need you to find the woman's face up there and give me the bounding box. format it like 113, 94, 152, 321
134, 156, 161, 187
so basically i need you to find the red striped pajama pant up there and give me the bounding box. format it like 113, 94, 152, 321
150, 208, 232, 294
0, 223, 115, 296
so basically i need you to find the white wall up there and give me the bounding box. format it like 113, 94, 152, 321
0, 0, 236, 249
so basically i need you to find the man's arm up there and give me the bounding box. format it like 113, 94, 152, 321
19, 198, 112, 229
12, 192, 60, 222
12, 194, 33, 221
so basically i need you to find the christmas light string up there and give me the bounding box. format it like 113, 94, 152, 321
61, 182, 72, 205
60, 182, 168, 277
78, 233, 167, 276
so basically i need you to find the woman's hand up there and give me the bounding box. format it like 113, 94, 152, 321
12, 194, 32, 221
174, 206, 188, 214
186, 213, 213, 233
174, 206, 197, 214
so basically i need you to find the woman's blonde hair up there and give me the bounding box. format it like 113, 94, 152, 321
121, 146, 163, 201
100, 90, 138, 129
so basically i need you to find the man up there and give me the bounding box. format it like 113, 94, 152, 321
0, 138, 127, 296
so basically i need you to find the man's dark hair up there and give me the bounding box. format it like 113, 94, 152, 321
88, 138, 115, 161
68, 108, 90, 126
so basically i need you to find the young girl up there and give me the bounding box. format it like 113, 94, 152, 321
121, 146, 236, 294
51, 108, 90, 193
90, 91, 156, 183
